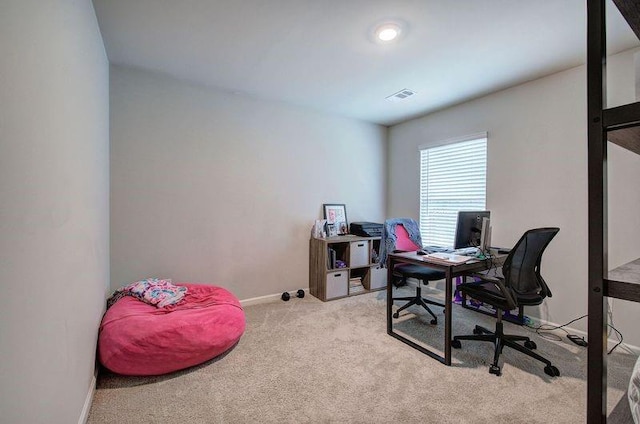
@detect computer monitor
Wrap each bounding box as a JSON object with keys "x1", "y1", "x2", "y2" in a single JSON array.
[{"x1": 454, "y1": 211, "x2": 491, "y2": 249}]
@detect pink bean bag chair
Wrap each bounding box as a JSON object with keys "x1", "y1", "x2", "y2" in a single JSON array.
[{"x1": 98, "y1": 283, "x2": 245, "y2": 376}]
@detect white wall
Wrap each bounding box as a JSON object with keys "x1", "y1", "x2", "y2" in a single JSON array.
[
  {"x1": 110, "y1": 66, "x2": 386, "y2": 300},
  {"x1": 0, "y1": 1, "x2": 109, "y2": 423},
  {"x1": 388, "y1": 48, "x2": 640, "y2": 348}
]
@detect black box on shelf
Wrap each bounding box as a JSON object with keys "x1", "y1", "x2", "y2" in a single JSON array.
[{"x1": 350, "y1": 222, "x2": 383, "y2": 237}]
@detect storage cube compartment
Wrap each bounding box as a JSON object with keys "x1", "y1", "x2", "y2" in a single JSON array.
[
  {"x1": 325, "y1": 271, "x2": 348, "y2": 299},
  {"x1": 348, "y1": 268, "x2": 369, "y2": 295},
  {"x1": 327, "y1": 243, "x2": 348, "y2": 270},
  {"x1": 371, "y1": 239, "x2": 382, "y2": 265},
  {"x1": 349, "y1": 240, "x2": 370, "y2": 268},
  {"x1": 368, "y1": 267, "x2": 387, "y2": 290}
]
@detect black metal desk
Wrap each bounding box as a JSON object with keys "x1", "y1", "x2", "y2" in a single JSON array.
[{"x1": 386, "y1": 251, "x2": 505, "y2": 365}]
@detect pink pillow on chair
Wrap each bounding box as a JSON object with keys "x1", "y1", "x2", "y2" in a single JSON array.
[
  {"x1": 98, "y1": 283, "x2": 245, "y2": 376},
  {"x1": 394, "y1": 224, "x2": 421, "y2": 251}
]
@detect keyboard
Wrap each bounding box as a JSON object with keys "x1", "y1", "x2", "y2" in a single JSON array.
[
  {"x1": 423, "y1": 246, "x2": 479, "y2": 256},
  {"x1": 422, "y1": 245, "x2": 453, "y2": 253},
  {"x1": 452, "y1": 247, "x2": 480, "y2": 256}
]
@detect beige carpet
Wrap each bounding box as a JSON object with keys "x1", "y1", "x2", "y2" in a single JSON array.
[{"x1": 88, "y1": 289, "x2": 637, "y2": 423}]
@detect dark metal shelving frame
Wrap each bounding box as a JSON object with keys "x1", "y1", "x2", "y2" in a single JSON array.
[{"x1": 587, "y1": 0, "x2": 640, "y2": 422}]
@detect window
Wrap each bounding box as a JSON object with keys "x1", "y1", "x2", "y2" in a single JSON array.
[{"x1": 419, "y1": 134, "x2": 487, "y2": 247}]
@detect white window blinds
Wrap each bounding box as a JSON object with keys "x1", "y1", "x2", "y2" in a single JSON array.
[{"x1": 419, "y1": 136, "x2": 487, "y2": 247}]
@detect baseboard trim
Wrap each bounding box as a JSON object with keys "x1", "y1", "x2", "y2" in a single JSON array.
[
  {"x1": 78, "y1": 369, "x2": 97, "y2": 424},
  {"x1": 240, "y1": 288, "x2": 309, "y2": 307}
]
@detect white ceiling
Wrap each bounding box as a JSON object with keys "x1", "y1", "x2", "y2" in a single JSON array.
[{"x1": 93, "y1": 0, "x2": 639, "y2": 126}]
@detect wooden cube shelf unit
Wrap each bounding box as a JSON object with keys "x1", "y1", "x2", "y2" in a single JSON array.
[{"x1": 309, "y1": 235, "x2": 386, "y2": 301}]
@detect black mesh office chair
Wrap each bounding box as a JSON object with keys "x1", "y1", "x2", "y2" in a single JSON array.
[
  {"x1": 383, "y1": 218, "x2": 445, "y2": 325},
  {"x1": 451, "y1": 227, "x2": 560, "y2": 377}
]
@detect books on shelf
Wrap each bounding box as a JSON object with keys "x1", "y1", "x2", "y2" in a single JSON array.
[
  {"x1": 349, "y1": 276, "x2": 365, "y2": 293},
  {"x1": 327, "y1": 248, "x2": 336, "y2": 269},
  {"x1": 327, "y1": 248, "x2": 347, "y2": 269}
]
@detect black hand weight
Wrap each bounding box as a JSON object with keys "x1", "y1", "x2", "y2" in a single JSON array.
[{"x1": 281, "y1": 289, "x2": 305, "y2": 301}]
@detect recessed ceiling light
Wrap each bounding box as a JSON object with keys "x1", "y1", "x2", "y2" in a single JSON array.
[
  {"x1": 371, "y1": 19, "x2": 406, "y2": 44},
  {"x1": 375, "y1": 23, "x2": 402, "y2": 42}
]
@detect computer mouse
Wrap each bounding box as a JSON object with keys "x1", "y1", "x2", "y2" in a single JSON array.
[{"x1": 416, "y1": 250, "x2": 427, "y2": 256}]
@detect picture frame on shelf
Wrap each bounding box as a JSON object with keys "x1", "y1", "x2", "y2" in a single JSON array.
[{"x1": 323, "y1": 203, "x2": 348, "y2": 235}]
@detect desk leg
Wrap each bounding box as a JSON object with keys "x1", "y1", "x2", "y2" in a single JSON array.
[
  {"x1": 386, "y1": 257, "x2": 393, "y2": 335},
  {"x1": 444, "y1": 268, "x2": 453, "y2": 366},
  {"x1": 386, "y1": 255, "x2": 452, "y2": 365}
]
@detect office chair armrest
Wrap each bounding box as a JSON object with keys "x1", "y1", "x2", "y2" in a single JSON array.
[
  {"x1": 539, "y1": 275, "x2": 553, "y2": 298},
  {"x1": 468, "y1": 273, "x2": 501, "y2": 284},
  {"x1": 494, "y1": 278, "x2": 518, "y2": 311},
  {"x1": 468, "y1": 273, "x2": 518, "y2": 311}
]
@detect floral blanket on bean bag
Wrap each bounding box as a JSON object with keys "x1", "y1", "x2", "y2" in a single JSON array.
[{"x1": 107, "y1": 278, "x2": 187, "y2": 309}]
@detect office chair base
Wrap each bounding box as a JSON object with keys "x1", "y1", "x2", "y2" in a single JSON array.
[
  {"x1": 392, "y1": 307, "x2": 438, "y2": 325},
  {"x1": 452, "y1": 323, "x2": 560, "y2": 377},
  {"x1": 544, "y1": 365, "x2": 560, "y2": 377},
  {"x1": 489, "y1": 365, "x2": 501, "y2": 376},
  {"x1": 392, "y1": 285, "x2": 443, "y2": 325}
]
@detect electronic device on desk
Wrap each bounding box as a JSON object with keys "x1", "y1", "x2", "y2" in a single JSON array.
[
  {"x1": 349, "y1": 222, "x2": 383, "y2": 237},
  {"x1": 454, "y1": 211, "x2": 491, "y2": 253},
  {"x1": 423, "y1": 252, "x2": 473, "y2": 264},
  {"x1": 422, "y1": 245, "x2": 452, "y2": 254},
  {"x1": 479, "y1": 216, "x2": 491, "y2": 252},
  {"x1": 453, "y1": 247, "x2": 480, "y2": 256}
]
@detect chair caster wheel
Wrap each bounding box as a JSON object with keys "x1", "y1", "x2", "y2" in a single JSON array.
[
  {"x1": 430, "y1": 319, "x2": 437, "y2": 325},
  {"x1": 393, "y1": 312, "x2": 399, "y2": 319},
  {"x1": 473, "y1": 327, "x2": 482, "y2": 335},
  {"x1": 489, "y1": 365, "x2": 501, "y2": 376},
  {"x1": 524, "y1": 340, "x2": 537, "y2": 350},
  {"x1": 544, "y1": 365, "x2": 560, "y2": 377},
  {"x1": 451, "y1": 339, "x2": 461, "y2": 349}
]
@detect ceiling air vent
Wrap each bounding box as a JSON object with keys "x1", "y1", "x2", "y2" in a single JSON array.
[{"x1": 386, "y1": 88, "x2": 416, "y2": 102}]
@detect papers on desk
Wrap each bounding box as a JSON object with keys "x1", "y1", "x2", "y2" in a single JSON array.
[{"x1": 422, "y1": 252, "x2": 473, "y2": 264}]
